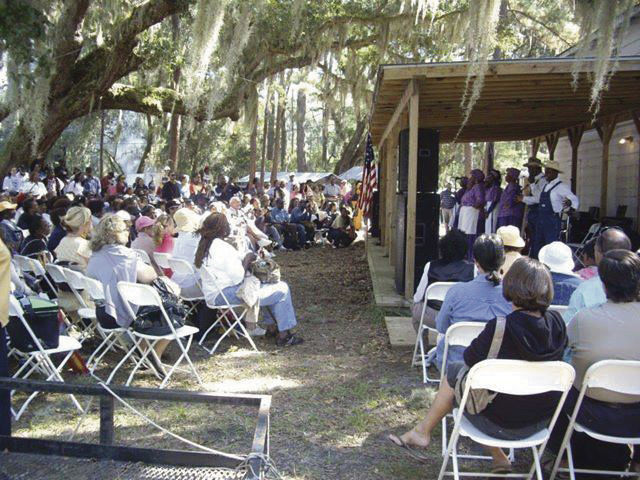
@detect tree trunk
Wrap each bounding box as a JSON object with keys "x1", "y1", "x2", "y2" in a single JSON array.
[
  {"x1": 280, "y1": 102, "x2": 287, "y2": 171},
  {"x1": 271, "y1": 93, "x2": 284, "y2": 182},
  {"x1": 249, "y1": 118, "x2": 258, "y2": 184},
  {"x1": 267, "y1": 96, "x2": 276, "y2": 182},
  {"x1": 333, "y1": 119, "x2": 366, "y2": 174},
  {"x1": 296, "y1": 89, "x2": 307, "y2": 171},
  {"x1": 137, "y1": 113, "x2": 154, "y2": 173},
  {"x1": 168, "y1": 15, "x2": 181, "y2": 172},
  {"x1": 260, "y1": 86, "x2": 270, "y2": 186},
  {"x1": 321, "y1": 102, "x2": 329, "y2": 169},
  {"x1": 464, "y1": 142, "x2": 473, "y2": 176}
]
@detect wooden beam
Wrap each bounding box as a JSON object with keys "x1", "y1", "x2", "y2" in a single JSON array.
[
  {"x1": 595, "y1": 115, "x2": 618, "y2": 217},
  {"x1": 545, "y1": 131, "x2": 560, "y2": 160},
  {"x1": 378, "y1": 142, "x2": 387, "y2": 246},
  {"x1": 387, "y1": 122, "x2": 400, "y2": 264},
  {"x1": 567, "y1": 125, "x2": 585, "y2": 192},
  {"x1": 531, "y1": 137, "x2": 541, "y2": 157},
  {"x1": 377, "y1": 79, "x2": 418, "y2": 150},
  {"x1": 405, "y1": 79, "x2": 419, "y2": 299}
]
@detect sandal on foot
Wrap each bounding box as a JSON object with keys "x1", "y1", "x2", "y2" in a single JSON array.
[
  {"x1": 387, "y1": 434, "x2": 430, "y2": 464},
  {"x1": 276, "y1": 333, "x2": 304, "y2": 347}
]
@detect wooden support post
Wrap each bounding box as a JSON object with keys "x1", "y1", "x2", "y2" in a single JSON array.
[
  {"x1": 632, "y1": 111, "x2": 640, "y2": 233},
  {"x1": 595, "y1": 116, "x2": 618, "y2": 218},
  {"x1": 405, "y1": 79, "x2": 419, "y2": 300},
  {"x1": 387, "y1": 123, "x2": 399, "y2": 264},
  {"x1": 545, "y1": 131, "x2": 560, "y2": 160},
  {"x1": 567, "y1": 125, "x2": 585, "y2": 193},
  {"x1": 99, "y1": 395, "x2": 115, "y2": 445},
  {"x1": 378, "y1": 143, "x2": 387, "y2": 246},
  {"x1": 531, "y1": 137, "x2": 541, "y2": 158}
]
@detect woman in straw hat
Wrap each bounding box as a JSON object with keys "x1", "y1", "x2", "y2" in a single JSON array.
[
  {"x1": 55, "y1": 206, "x2": 93, "y2": 271},
  {"x1": 530, "y1": 161, "x2": 579, "y2": 259}
]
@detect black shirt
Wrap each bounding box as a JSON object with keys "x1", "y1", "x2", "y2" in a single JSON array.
[
  {"x1": 20, "y1": 235, "x2": 48, "y2": 257},
  {"x1": 463, "y1": 310, "x2": 567, "y2": 428}
]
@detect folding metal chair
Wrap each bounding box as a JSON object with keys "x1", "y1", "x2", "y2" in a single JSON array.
[
  {"x1": 60, "y1": 267, "x2": 98, "y2": 342},
  {"x1": 153, "y1": 251, "x2": 172, "y2": 270},
  {"x1": 567, "y1": 222, "x2": 602, "y2": 268},
  {"x1": 167, "y1": 257, "x2": 204, "y2": 317},
  {"x1": 411, "y1": 281, "x2": 457, "y2": 384},
  {"x1": 550, "y1": 360, "x2": 640, "y2": 480},
  {"x1": 438, "y1": 359, "x2": 575, "y2": 480},
  {"x1": 14, "y1": 255, "x2": 57, "y2": 295},
  {"x1": 198, "y1": 272, "x2": 258, "y2": 355},
  {"x1": 109, "y1": 282, "x2": 202, "y2": 388},
  {"x1": 548, "y1": 304, "x2": 569, "y2": 315},
  {"x1": 132, "y1": 248, "x2": 153, "y2": 266},
  {"x1": 7, "y1": 295, "x2": 84, "y2": 420},
  {"x1": 439, "y1": 322, "x2": 490, "y2": 459}
]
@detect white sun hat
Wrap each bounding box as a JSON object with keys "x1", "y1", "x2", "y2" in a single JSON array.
[{"x1": 538, "y1": 241, "x2": 575, "y2": 275}]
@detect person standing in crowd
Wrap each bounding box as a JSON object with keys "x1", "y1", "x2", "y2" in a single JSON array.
[
  {"x1": 202, "y1": 165, "x2": 212, "y2": 184},
  {"x1": 484, "y1": 169, "x2": 502, "y2": 235},
  {"x1": 101, "y1": 171, "x2": 114, "y2": 192},
  {"x1": 440, "y1": 183, "x2": 456, "y2": 233},
  {"x1": 82, "y1": 167, "x2": 101, "y2": 197},
  {"x1": 530, "y1": 161, "x2": 578, "y2": 259},
  {"x1": 496, "y1": 167, "x2": 524, "y2": 229},
  {"x1": 564, "y1": 228, "x2": 631, "y2": 323},
  {"x1": 520, "y1": 157, "x2": 547, "y2": 252},
  {"x1": 44, "y1": 168, "x2": 64, "y2": 197},
  {"x1": 3, "y1": 167, "x2": 24, "y2": 194},
  {"x1": 451, "y1": 176, "x2": 468, "y2": 230},
  {"x1": 161, "y1": 172, "x2": 181, "y2": 201},
  {"x1": 324, "y1": 176, "x2": 341, "y2": 201},
  {"x1": 458, "y1": 169, "x2": 485, "y2": 258},
  {"x1": 0, "y1": 238, "x2": 11, "y2": 448},
  {"x1": 538, "y1": 241, "x2": 582, "y2": 306}
]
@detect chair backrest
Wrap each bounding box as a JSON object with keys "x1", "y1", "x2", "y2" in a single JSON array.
[
  {"x1": 548, "y1": 305, "x2": 568, "y2": 314},
  {"x1": 116, "y1": 281, "x2": 180, "y2": 337},
  {"x1": 424, "y1": 281, "x2": 457, "y2": 302},
  {"x1": 441, "y1": 322, "x2": 486, "y2": 380},
  {"x1": 153, "y1": 252, "x2": 172, "y2": 269},
  {"x1": 61, "y1": 267, "x2": 89, "y2": 308},
  {"x1": 14, "y1": 255, "x2": 37, "y2": 275},
  {"x1": 168, "y1": 257, "x2": 196, "y2": 277},
  {"x1": 44, "y1": 263, "x2": 68, "y2": 285},
  {"x1": 582, "y1": 360, "x2": 640, "y2": 396},
  {"x1": 84, "y1": 276, "x2": 105, "y2": 303},
  {"x1": 133, "y1": 249, "x2": 152, "y2": 265},
  {"x1": 466, "y1": 359, "x2": 575, "y2": 395}
]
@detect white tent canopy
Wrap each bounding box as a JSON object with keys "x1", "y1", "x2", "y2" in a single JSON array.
[
  {"x1": 238, "y1": 171, "x2": 332, "y2": 184},
  {"x1": 338, "y1": 166, "x2": 363, "y2": 182}
]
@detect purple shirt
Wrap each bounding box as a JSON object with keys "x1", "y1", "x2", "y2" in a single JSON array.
[
  {"x1": 498, "y1": 182, "x2": 524, "y2": 218},
  {"x1": 485, "y1": 185, "x2": 501, "y2": 204},
  {"x1": 461, "y1": 184, "x2": 485, "y2": 207}
]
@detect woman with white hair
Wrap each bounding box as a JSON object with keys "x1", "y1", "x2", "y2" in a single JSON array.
[{"x1": 55, "y1": 206, "x2": 93, "y2": 271}]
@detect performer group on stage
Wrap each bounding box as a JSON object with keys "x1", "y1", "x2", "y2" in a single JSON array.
[{"x1": 443, "y1": 157, "x2": 579, "y2": 259}]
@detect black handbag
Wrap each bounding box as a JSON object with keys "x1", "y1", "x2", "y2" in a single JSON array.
[
  {"x1": 7, "y1": 296, "x2": 60, "y2": 351},
  {"x1": 132, "y1": 279, "x2": 186, "y2": 336}
]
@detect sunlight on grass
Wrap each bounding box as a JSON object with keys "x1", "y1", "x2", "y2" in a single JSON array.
[{"x1": 204, "y1": 376, "x2": 300, "y2": 393}]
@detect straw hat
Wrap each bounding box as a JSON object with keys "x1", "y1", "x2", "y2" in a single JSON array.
[
  {"x1": 173, "y1": 208, "x2": 201, "y2": 233},
  {"x1": 544, "y1": 161, "x2": 563, "y2": 173},
  {"x1": 62, "y1": 206, "x2": 91, "y2": 230},
  {"x1": 539, "y1": 241, "x2": 575, "y2": 274},
  {"x1": 0, "y1": 201, "x2": 17, "y2": 213},
  {"x1": 496, "y1": 225, "x2": 525, "y2": 248}
]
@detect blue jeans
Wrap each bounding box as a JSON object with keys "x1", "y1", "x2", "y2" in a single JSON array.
[{"x1": 219, "y1": 281, "x2": 297, "y2": 332}]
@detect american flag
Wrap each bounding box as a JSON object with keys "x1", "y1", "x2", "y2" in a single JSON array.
[{"x1": 357, "y1": 132, "x2": 377, "y2": 218}]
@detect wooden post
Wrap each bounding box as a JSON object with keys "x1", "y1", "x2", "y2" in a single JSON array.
[
  {"x1": 405, "y1": 79, "x2": 419, "y2": 300},
  {"x1": 99, "y1": 395, "x2": 114, "y2": 445},
  {"x1": 531, "y1": 137, "x2": 541, "y2": 158},
  {"x1": 632, "y1": 111, "x2": 640, "y2": 233},
  {"x1": 387, "y1": 123, "x2": 399, "y2": 264},
  {"x1": 595, "y1": 116, "x2": 618, "y2": 218},
  {"x1": 545, "y1": 131, "x2": 560, "y2": 160},
  {"x1": 378, "y1": 142, "x2": 387, "y2": 246},
  {"x1": 567, "y1": 125, "x2": 585, "y2": 193}
]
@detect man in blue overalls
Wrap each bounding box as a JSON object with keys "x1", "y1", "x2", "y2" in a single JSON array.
[
  {"x1": 520, "y1": 157, "x2": 546, "y2": 255},
  {"x1": 531, "y1": 161, "x2": 579, "y2": 258}
]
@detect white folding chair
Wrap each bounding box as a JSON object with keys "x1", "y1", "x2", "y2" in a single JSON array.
[
  {"x1": 198, "y1": 272, "x2": 258, "y2": 355},
  {"x1": 108, "y1": 282, "x2": 202, "y2": 388},
  {"x1": 438, "y1": 360, "x2": 575, "y2": 480},
  {"x1": 439, "y1": 322, "x2": 489, "y2": 459},
  {"x1": 412, "y1": 282, "x2": 457, "y2": 384},
  {"x1": 61, "y1": 267, "x2": 98, "y2": 342},
  {"x1": 153, "y1": 251, "x2": 172, "y2": 270},
  {"x1": 7, "y1": 295, "x2": 84, "y2": 420},
  {"x1": 548, "y1": 305, "x2": 568, "y2": 315},
  {"x1": 132, "y1": 248, "x2": 153, "y2": 266},
  {"x1": 167, "y1": 257, "x2": 204, "y2": 316},
  {"x1": 14, "y1": 255, "x2": 57, "y2": 295},
  {"x1": 550, "y1": 360, "x2": 640, "y2": 480}
]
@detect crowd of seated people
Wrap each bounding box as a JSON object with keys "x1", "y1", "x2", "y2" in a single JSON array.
[{"x1": 403, "y1": 225, "x2": 640, "y2": 474}]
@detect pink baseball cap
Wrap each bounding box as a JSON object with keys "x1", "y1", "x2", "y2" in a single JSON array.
[{"x1": 135, "y1": 216, "x2": 155, "y2": 232}]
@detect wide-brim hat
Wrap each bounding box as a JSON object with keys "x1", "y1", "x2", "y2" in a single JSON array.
[
  {"x1": 544, "y1": 161, "x2": 563, "y2": 173},
  {"x1": 539, "y1": 241, "x2": 575, "y2": 274},
  {"x1": 173, "y1": 208, "x2": 200, "y2": 233},
  {"x1": 0, "y1": 201, "x2": 17, "y2": 213},
  {"x1": 523, "y1": 157, "x2": 543, "y2": 168},
  {"x1": 496, "y1": 225, "x2": 525, "y2": 248}
]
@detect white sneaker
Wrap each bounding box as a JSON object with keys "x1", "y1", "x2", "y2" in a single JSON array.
[{"x1": 248, "y1": 327, "x2": 267, "y2": 337}]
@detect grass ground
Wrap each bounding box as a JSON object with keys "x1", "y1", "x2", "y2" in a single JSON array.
[{"x1": 3, "y1": 241, "x2": 522, "y2": 479}]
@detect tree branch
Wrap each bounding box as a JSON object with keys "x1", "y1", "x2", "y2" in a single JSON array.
[{"x1": 507, "y1": 8, "x2": 572, "y2": 46}]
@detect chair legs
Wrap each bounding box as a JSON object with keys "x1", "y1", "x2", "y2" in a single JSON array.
[{"x1": 200, "y1": 307, "x2": 258, "y2": 355}]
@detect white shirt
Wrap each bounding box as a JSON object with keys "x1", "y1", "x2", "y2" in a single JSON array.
[
  {"x1": 285, "y1": 181, "x2": 297, "y2": 193},
  {"x1": 3, "y1": 175, "x2": 23, "y2": 192},
  {"x1": 540, "y1": 178, "x2": 579, "y2": 213},
  {"x1": 198, "y1": 238, "x2": 245, "y2": 305},
  {"x1": 64, "y1": 181, "x2": 84, "y2": 196},
  {"x1": 522, "y1": 173, "x2": 548, "y2": 206},
  {"x1": 172, "y1": 232, "x2": 201, "y2": 290},
  {"x1": 20, "y1": 181, "x2": 47, "y2": 199},
  {"x1": 325, "y1": 183, "x2": 341, "y2": 197}
]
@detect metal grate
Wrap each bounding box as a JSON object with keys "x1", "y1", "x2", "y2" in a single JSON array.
[{"x1": 1, "y1": 452, "x2": 244, "y2": 480}]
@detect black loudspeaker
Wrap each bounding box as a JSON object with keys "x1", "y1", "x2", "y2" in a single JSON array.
[
  {"x1": 397, "y1": 128, "x2": 439, "y2": 193},
  {"x1": 395, "y1": 192, "x2": 440, "y2": 294}
]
